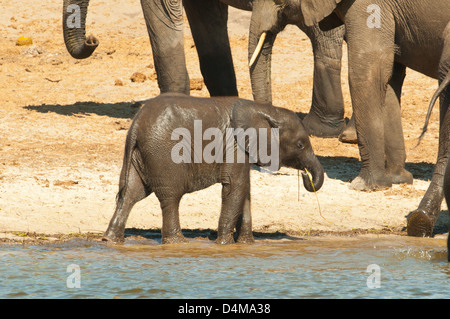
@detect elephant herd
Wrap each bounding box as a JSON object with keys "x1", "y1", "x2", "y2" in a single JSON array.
[{"x1": 62, "y1": 0, "x2": 450, "y2": 260}]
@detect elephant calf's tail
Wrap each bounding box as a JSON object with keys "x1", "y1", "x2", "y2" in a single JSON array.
[
  {"x1": 418, "y1": 72, "x2": 450, "y2": 145},
  {"x1": 116, "y1": 124, "x2": 139, "y2": 210}
]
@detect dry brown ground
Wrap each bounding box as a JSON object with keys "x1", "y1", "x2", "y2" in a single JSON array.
[{"x1": 0, "y1": 1, "x2": 447, "y2": 246}]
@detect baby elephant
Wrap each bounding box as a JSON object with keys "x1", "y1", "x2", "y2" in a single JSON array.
[{"x1": 103, "y1": 93, "x2": 324, "y2": 244}]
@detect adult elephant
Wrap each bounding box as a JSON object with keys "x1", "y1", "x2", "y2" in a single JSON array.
[
  {"x1": 294, "y1": 0, "x2": 449, "y2": 236},
  {"x1": 62, "y1": 0, "x2": 351, "y2": 139}
]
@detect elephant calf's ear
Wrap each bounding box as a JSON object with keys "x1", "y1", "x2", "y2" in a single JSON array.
[
  {"x1": 230, "y1": 100, "x2": 280, "y2": 155},
  {"x1": 231, "y1": 101, "x2": 280, "y2": 132},
  {"x1": 301, "y1": 0, "x2": 342, "y2": 26}
]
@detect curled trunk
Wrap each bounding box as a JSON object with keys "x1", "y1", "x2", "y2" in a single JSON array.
[
  {"x1": 62, "y1": 0, "x2": 98, "y2": 59},
  {"x1": 301, "y1": 155, "x2": 324, "y2": 192}
]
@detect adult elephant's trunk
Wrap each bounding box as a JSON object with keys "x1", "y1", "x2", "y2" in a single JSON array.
[
  {"x1": 62, "y1": 0, "x2": 99, "y2": 59},
  {"x1": 248, "y1": 0, "x2": 282, "y2": 103},
  {"x1": 301, "y1": 154, "x2": 324, "y2": 192}
]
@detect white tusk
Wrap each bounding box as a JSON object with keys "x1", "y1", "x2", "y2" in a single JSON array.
[{"x1": 249, "y1": 32, "x2": 267, "y2": 68}]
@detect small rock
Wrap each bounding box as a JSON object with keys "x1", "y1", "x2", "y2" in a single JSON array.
[
  {"x1": 53, "y1": 180, "x2": 79, "y2": 188},
  {"x1": 16, "y1": 36, "x2": 32, "y2": 46},
  {"x1": 49, "y1": 58, "x2": 63, "y2": 66},
  {"x1": 21, "y1": 45, "x2": 44, "y2": 57},
  {"x1": 130, "y1": 72, "x2": 146, "y2": 83},
  {"x1": 114, "y1": 120, "x2": 128, "y2": 131},
  {"x1": 114, "y1": 79, "x2": 124, "y2": 86}
]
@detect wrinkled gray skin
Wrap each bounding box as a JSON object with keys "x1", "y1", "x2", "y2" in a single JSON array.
[
  {"x1": 62, "y1": 0, "x2": 351, "y2": 139},
  {"x1": 298, "y1": 0, "x2": 450, "y2": 237},
  {"x1": 102, "y1": 93, "x2": 324, "y2": 244},
  {"x1": 443, "y1": 157, "x2": 450, "y2": 262},
  {"x1": 248, "y1": 0, "x2": 354, "y2": 140},
  {"x1": 412, "y1": 25, "x2": 450, "y2": 238}
]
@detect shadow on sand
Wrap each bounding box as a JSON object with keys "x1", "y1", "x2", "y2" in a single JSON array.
[
  {"x1": 24, "y1": 100, "x2": 146, "y2": 119},
  {"x1": 317, "y1": 156, "x2": 435, "y2": 183}
]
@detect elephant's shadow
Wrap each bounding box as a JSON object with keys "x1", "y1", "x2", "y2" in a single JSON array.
[
  {"x1": 24, "y1": 100, "x2": 146, "y2": 119},
  {"x1": 294, "y1": 111, "x2": 436, "y2": 183},
  {"x1": 317, "y1": 156, "x2": 435, "y2": 183},
  {"x1": 122, "y1": 228, "x2": 302, "y2": 244}
]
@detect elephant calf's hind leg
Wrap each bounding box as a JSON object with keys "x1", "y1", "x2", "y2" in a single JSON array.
[{"x1": 103, "y1": 164, "x2": 151, "y2": 243}]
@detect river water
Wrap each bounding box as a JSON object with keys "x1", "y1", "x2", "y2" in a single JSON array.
[{"x1": 0, "y1": 235, "x2": 449, "y2": 299}]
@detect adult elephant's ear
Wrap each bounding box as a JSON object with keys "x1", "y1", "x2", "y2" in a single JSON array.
[
  {"x1": 230, "y1": 100, "x2": 281, "y2": 168},
  {"x1": 301, "y1": 0, "x2": 342, "y2": 27}
]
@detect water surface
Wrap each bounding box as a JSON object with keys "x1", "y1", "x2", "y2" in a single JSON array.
[{"x1": 1, "y1": 235, "x2": 449, "y2": 299}]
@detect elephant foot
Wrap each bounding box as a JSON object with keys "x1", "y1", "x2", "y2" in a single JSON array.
[
  {"x1": 338, "y1": 117, "x2": 357, "y2": 144},
  {"x1": 302, "y1": 112, "x2": 345, "y2": 138},
  {"x1": 162, "y1": 232, "x2": 188, "y2": 244},
  {"x1": 447, "y1": 235, "x2": 450, "y2": 262},
  {"x1": 387, "y1": 168, "x2": 413, "y2": 185},
  {"x1": 101, "y1": 231, "x2": 125, "y2": 244},
  {"x1": 236, "y1": 234, "x2": 255, "y2": 244},
  {"x1": 406, "y1": 210, "x2": 434, "y2": 237},
  {"x1": 216, "y1": 233, "x2": 235, "y2": 245},
  {"x1": 349, "y1": 175, "x2": 392, "y2": 191}
]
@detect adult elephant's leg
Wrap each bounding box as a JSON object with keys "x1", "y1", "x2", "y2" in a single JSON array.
[
  {"x1": 339, "y1": 115, "x2": 356, "y2": 143},
  {"x1": 408, "y1": 40, "x2": 450, "y2": 237},
  {"x1": 384, "y1": 63, "x2": 413, "y2": 185},
  {"x1": 300, "y1": 23, "x2": 346, "y2": 138},
  {"x1": 407, "y1": 102, "x2": 450, "y2": 237},
  {"x1": 446, "y1": 158, "x2": 450, "y2": 261},
  {"x1": 141, "y1": 0, "x2": 190, "y2": 94},
  {"x1": 346, "y1": 14, "x2": 396, "y2": 191},
  {"x1": 184, "y1": 0, "x2": 238, "y2": 96}
]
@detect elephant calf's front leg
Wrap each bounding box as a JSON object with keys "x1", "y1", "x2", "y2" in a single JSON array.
[
  {"x1": 217, "y1": 169, "x2": 251, "y2": 244},
  {"x1": 235, "y1": 191, "x2": 254, "y2": 244}
]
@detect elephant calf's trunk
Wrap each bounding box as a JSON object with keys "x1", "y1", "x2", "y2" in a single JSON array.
[{"x1": 301, "y1": 164, "x2": 324, "y2": 193}]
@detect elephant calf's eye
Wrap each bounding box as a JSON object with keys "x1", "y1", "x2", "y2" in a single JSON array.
[{"x1": 297, "y1": 142, "x2": 305, "y2": 150}]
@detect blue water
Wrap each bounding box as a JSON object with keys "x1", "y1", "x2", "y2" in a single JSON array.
[{"x1": 0, "y1": 236, "x2": 449, "y2": 299}]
